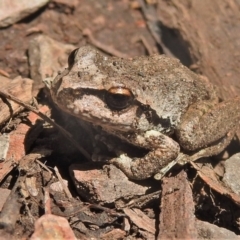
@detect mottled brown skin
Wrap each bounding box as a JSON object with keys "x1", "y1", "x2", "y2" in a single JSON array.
[{"x1": 50, "y1": 46, "x2": 240, "y2": 180}]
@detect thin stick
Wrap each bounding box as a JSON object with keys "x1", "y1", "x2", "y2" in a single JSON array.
[
  {"x1": 44, "y1": 187, "x2": 52, "y2": 214},
  {"x1": 54, "y1": 166, "x2": 72, "y2": 199},
  {"x1": 36, "y1": 160, "x2": 52, "y2": 174},
  {"x1": 0, "y1": 90, "x2": 91, "y2": 161}
]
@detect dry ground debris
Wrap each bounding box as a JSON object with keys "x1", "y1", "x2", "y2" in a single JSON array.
[{"x1": 0, "y1": 0, "x2": 240, "y2": 239}]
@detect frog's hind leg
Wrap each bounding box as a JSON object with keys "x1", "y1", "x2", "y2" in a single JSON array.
[
  {"x1": 154, "y1": 130, "x2": 235, "y2": 180},
  {"x1": 156, "y1": 112, "x2": 238, "y2": 180},
  {"x1": 176, "y1": 97, "x2": 240, "y2": 158},
  {"x1": 188, "y1": 130, "x2": 236, "y2": 162}
]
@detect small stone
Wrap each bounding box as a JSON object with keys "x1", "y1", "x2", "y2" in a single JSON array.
[
  {"x1": 0, "y1": 0, "x2": 50, "y2": 28},
  {"x1": 69, "y1": 163, "x2": 150, "y2": 204},
  {"x1": 196, "y1": 220, "x2": 240, "y2": 240},
  {"x1": 50, "y1": 180, "x2": 68, "y2": 193},
  {"x1": 222, "y1": 153, "x2": 240, "y2": 195}
]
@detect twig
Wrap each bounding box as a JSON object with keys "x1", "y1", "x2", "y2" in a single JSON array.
[
  {"x1": 22, "y1": 199, "x2": 36, "y2": 224},
  {"x1": 36, "y1": 159, "x2": 52, "y2": 174},
  {"x1": 54, "y1": 166, "x2": 72, "y2": 199},
  {"x1": 0, "y1": 68, "x2": 10, "y2": 78},
  {"x1": 89, "y1": 204, "x2": 125, "y2": 217},
  {"x1": 44, "y1": 187, "x2": 52, "y2": 214},
  {"x1": 124, "y1": 190, "x2": 161, "y2": 208},
  {"x1": 0, "y1": 90, "x2": 91, "y2": 161}
]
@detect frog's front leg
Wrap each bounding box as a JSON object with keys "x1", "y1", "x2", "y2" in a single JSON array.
[
  {"x1": 176, "y1": 97, "x2": 240, "y2": 158},
  {"x1": 110, "y1": 131, "x2": 180, "y2": 180}
]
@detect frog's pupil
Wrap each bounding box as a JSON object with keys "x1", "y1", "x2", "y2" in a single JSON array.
[{"x1": 106, "y1": 92, "x2": 133, "y2": 110}]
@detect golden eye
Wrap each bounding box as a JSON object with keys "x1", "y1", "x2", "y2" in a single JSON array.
[{"x1": 105, "y1": 87, "x2": 134, "y2": 110}]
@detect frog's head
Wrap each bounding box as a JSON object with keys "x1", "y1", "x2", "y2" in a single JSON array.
[{"x1": 51, "y1": 46, "x2": 166, "y2": 133}]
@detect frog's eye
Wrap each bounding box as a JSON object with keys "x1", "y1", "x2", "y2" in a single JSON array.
[
  {"x1": 105, "y1": 87, "x2": 134, "y2": 110},
  {"x1": 68, "y1": 48, "x2": 79, "y2": 69}
]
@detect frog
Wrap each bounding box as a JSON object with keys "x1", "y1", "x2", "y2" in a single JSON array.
[{"x1": 50, "y1": 46, "x2": 240, "y2": 180}]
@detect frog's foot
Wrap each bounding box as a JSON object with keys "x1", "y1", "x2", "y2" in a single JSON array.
[
  {"x1": 110, "y1": 147, "x2": 179, "y2": 180},
  {"x1": 188, "y1": 129, "x2": 236, "y2": 162},
  {"x1": 110, "y1": 154, "x2": 134, "y2": 178}
]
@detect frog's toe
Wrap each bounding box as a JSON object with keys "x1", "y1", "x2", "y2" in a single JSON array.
[
  {"x1": 110, "y1": 154, "x2": 153, "y2": 180},
  {"x1": 110, "y1": 154, "x2": 133, "y2": 174}
]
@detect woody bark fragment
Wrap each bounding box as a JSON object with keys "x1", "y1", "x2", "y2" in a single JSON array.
[
  {"x1": 0, "y1": 105, "x2": 49, "y2": 181},
  {"x1": 158, "y1": 170, "x2": 198, "y2": 239},
  {"x1": 0, "y1": 76, "x2": 33, "y2": 125}
]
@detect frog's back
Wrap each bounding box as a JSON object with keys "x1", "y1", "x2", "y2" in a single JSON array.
[
  {"x1": 98, "y1": 53, "x2": 216, "y2": 132},
  {"x1": 135, "y1": 54, "x2": 216, "y2": 124}
]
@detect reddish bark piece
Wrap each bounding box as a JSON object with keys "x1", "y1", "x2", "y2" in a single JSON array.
[
  {"x1": 69, "y1": 163, "x2": 150, "y2": 204},
  {"x1": 30, "y1": 214, "x2": 77, "y2": 240},
  {"x1": 0, "y1": 76, "x2": 33, "y2": 124},
  {"x1": 0, "y1": 123, "x2": 29, "y2": 182},
  {"x1": 123, "y1": 208, "x2": 155, "y2": 235},
  {"x1": 27, "y1": 105, "x2": 50, "y2": 124},
  {"x1": 158, "y1": 170, "x2": 198, "y2": 239},
  {"x1": 100, "y1": 228, "x2": 126, "y2": 240},
  {"x1": 0, "y1": 105, "x2": 49, "y2": 181}
]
